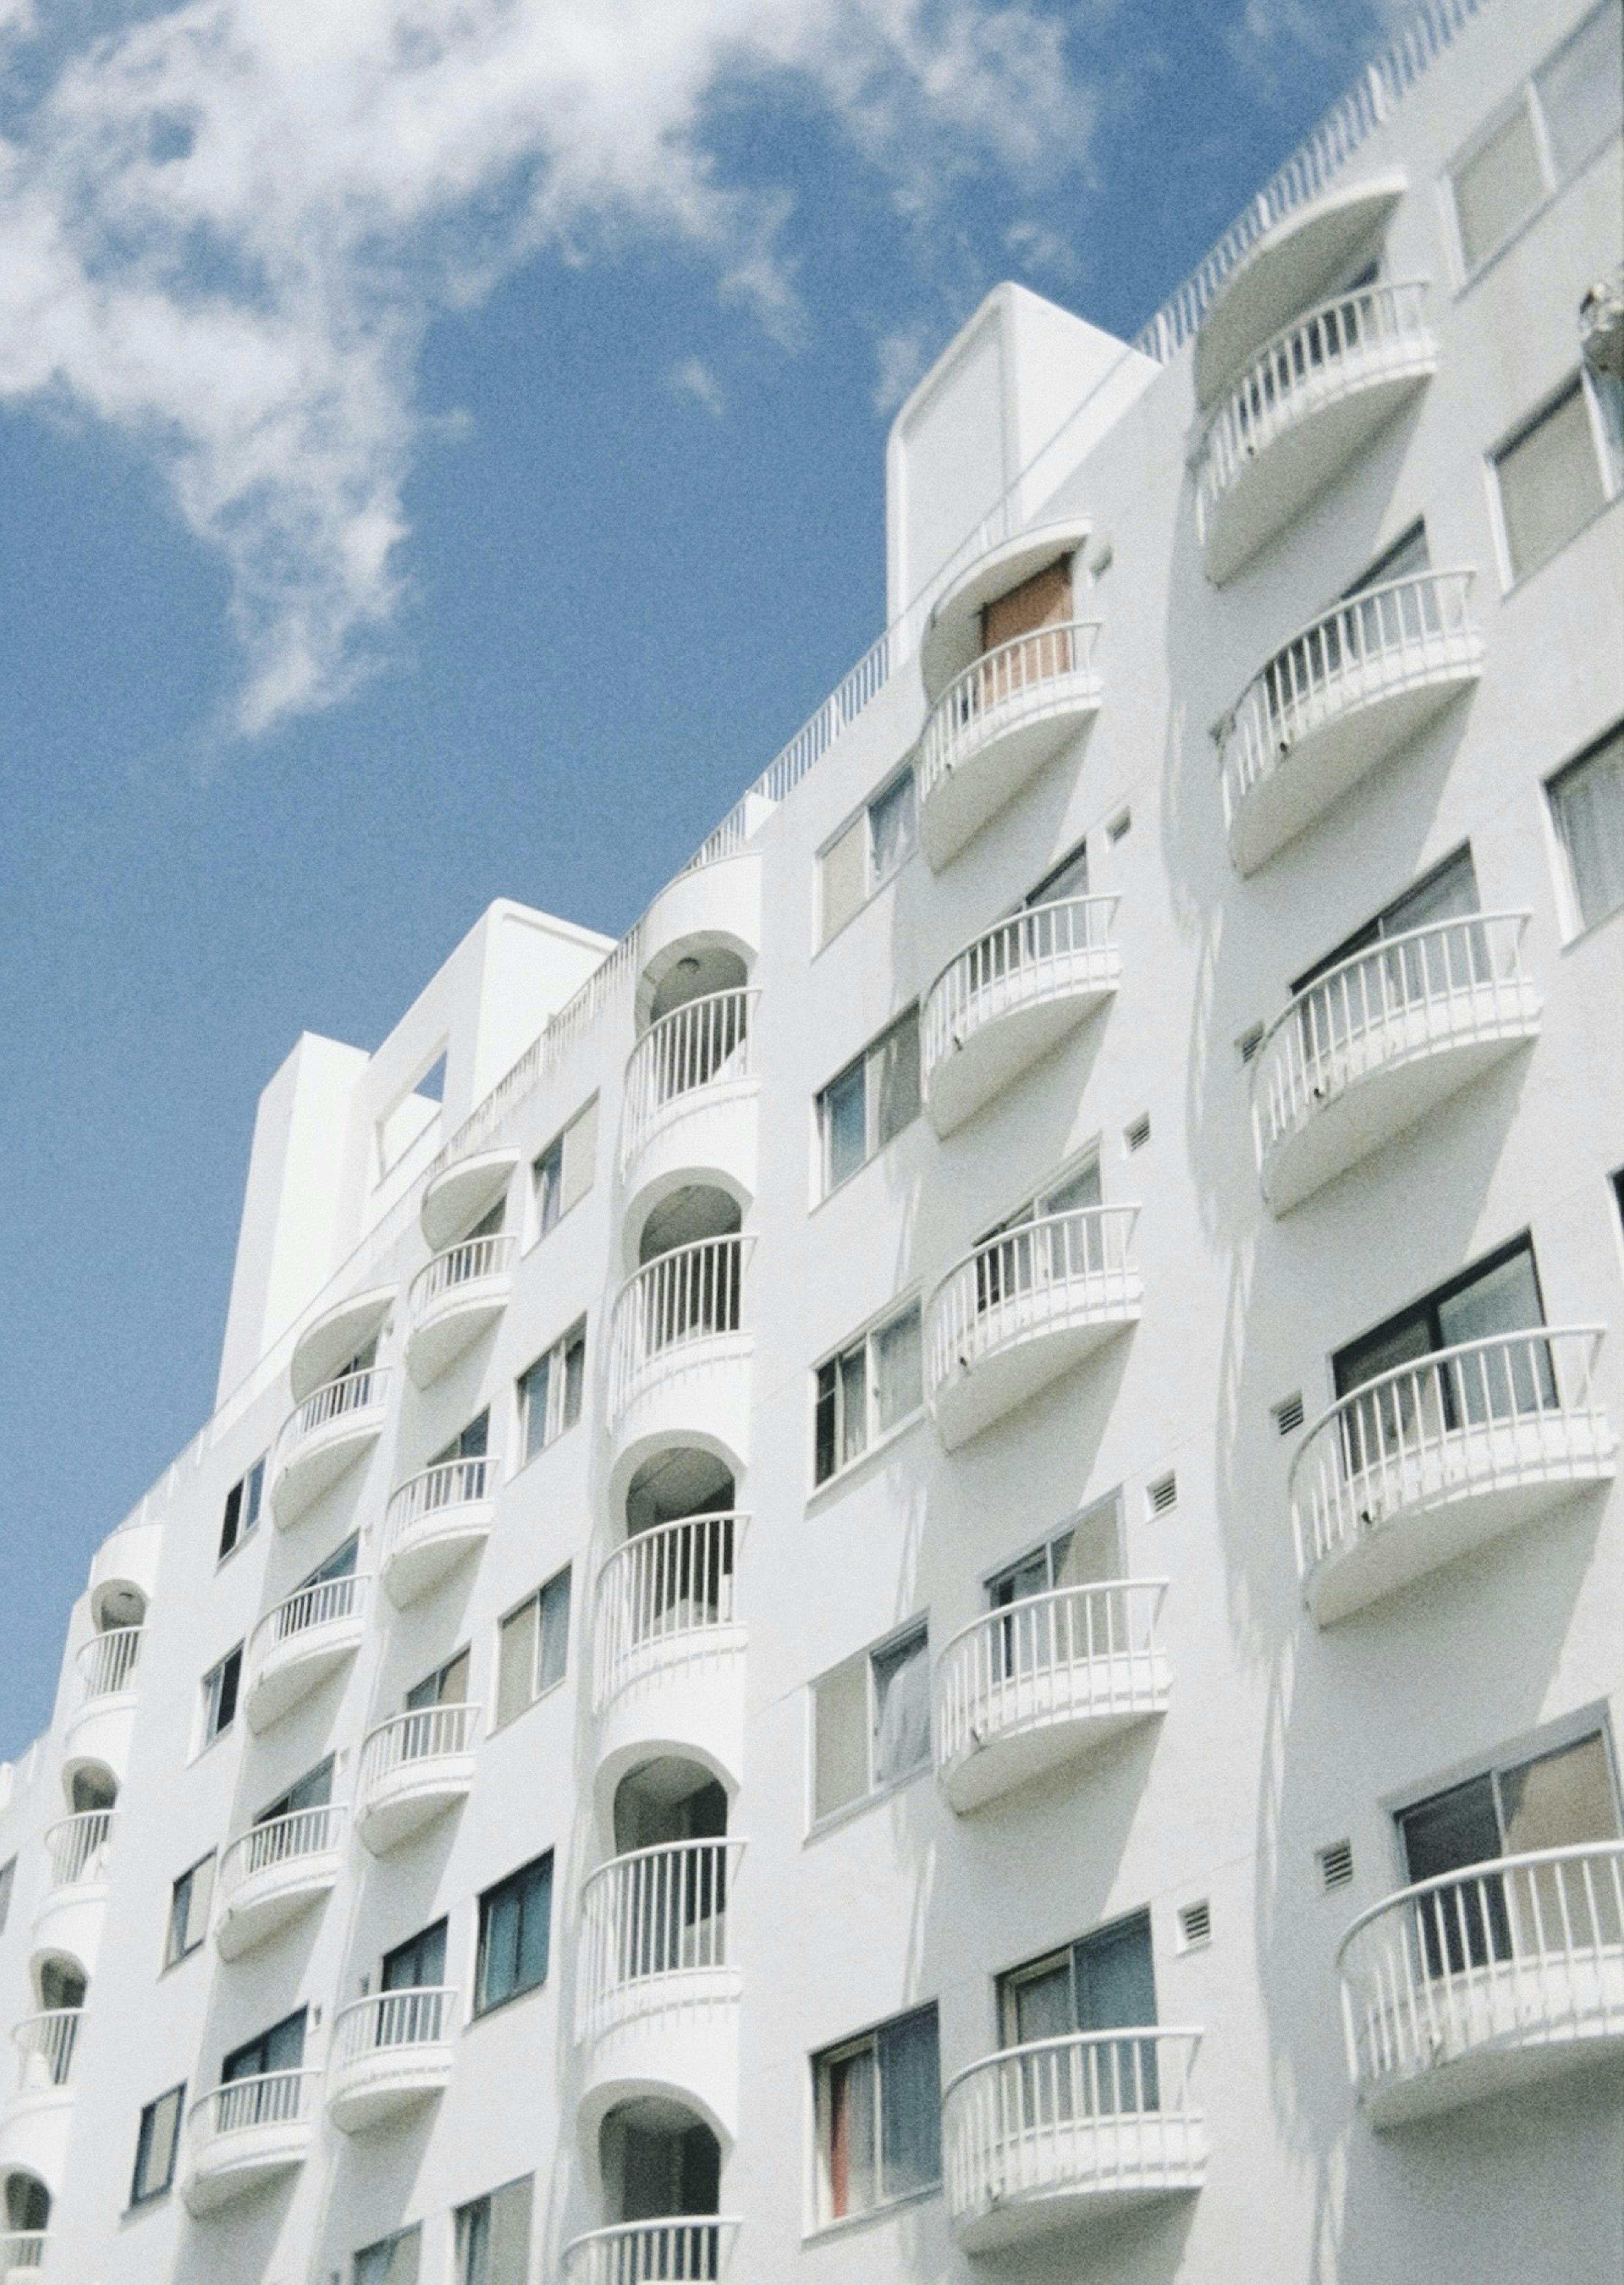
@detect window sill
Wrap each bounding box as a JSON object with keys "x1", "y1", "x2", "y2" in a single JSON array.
[
  {"x1": 811, "y1": 1120, "x2": 923, "y2": 1216},
  {"x1": 488, "y1": 1674, "x2": 568, "y2": 1735},
  {"x1": 507, "y1": 1419, "x2": 582, "y2": 1484},
  {"x1": 214, "y1": 1525, "x2": 260, "y2": 1572},
  {"x1": 1500, "y1": 489, "x2": 1621, "y2": 598},
  {"x1": 467, "y1": 1978, "x2": 547, "y2": 2028},
  {"x1": 805, "y1": 1761, "x2": 932, "y2": 1846},
  {"x1": 1558, "y1": 901, "x2": 1624, "y2": 954},
  {"x1": 803, "y1": 2181, "x2": 941, "y2": 2246},
  {"x1": 812, "y1": 855, "x2": 912, "y2": 962},
  {"x1": 807, "y1": 1409, "x2": 927, "y2": 1508}
]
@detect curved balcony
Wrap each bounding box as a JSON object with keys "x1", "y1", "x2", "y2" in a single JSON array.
[
  {"x1": 180, "y1": 2068, "x2": 317, "y2": 2216},
  {"x1": 1196, "y1": 282, "x2": 1437, "y2": 584},
  {"x1": 406, "y1": 1234, "x2": 517, "y2": 1388},
  {"x1": 1221, "y1": 571, "x2": 1484, "y2": 874},
  {"x1": 289, "y1": 1287, "x2": 394, "y2": 1405},
  {"x1": 918, "y1": 518, "x2": 1092, "y2": 698},
  {"x1": 420, "y1": 1146, "x2": 518, "y2": 1252},
  {"x1": 578, "y1": 1840, "x2": 743, "y2": 2138},
  {"x1": 328, "y1": 1987, "x2": 456, "y2": 2133},
  {"x1": 357, "y1": 1703, "x2": 479, "y2": 1856},
  {"x1": 560, "y1": 2220, "x2": 741, "y2": 2285},
  {"x1": 271, "y1": 1366, "x2": 392, "y2": 1527},
  {"x1": 0, "y1": 2013, "x2": 81, "y2": 2189},
  {"x1": 1291, "y1": 1329, "x2": 1615, "y2": 1626},
  {"x1": 215, "y1": 1806, "x2": 345, "y2": 1961},
  {"x1": 918, "y1": 620, "x2": 1103, "y2": 870},
  {"x1": 927, "y1": 1207, "x2": 1140, "y2": 1452},
  {"x1": 1339, "y1": 1844, "x2": 1624, "y2": 2126},
  {"x1": 1253, "y1": 913, "x2": 1540, "y2": 1214},
  {"x1": 934, "y1": 1581, "x2": 1171, "y2": 1813},
  {"x1": 0, "y1": 2235, "x2": 47, "y2": 2279},
  {"x1": 10, "y1": 2013, "x2": 80, "y2": 2096},
  {"x1": 593, "y1": 1516, "x2": 747, "y2": 1799},
  {"x1": 244, "y1": 1574, "x2": 368, "y2": 1732},
  {"x1": 382, "y1": 1456, "x2": 495, "y2": 1608},
  {"x1": 621, "y1": 990, "x2": 758, "y2": 1211},
  {"x1": 924, "y1": 897, "x2": 1120, "y2": 1136},
  {"x1": 607, "y1": 1239, "x2": 752, "y2": 1494},
  {"x1": 33, "y1": 1813, "x2": 112, "y2": 1975},
  {"x1": 944, "y1": 2027, "x2": 1205, "y2": 2251},
  {"x1": 63, "y1": 1627, "x2": 143, "y2": 1772}
]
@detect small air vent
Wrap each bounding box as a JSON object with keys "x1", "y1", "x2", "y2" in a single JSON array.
[
  {"x1": 1125, "y1": 1114, "x2": 1152, "y2": 1153},
  {"x1": 1148, "y1": 1472, "x2": 1178, "y2": 1517},
  {"x1": 1273, "y1": 1392, "x2": 1305, "y2": 1437},
  {"x1": 1178, "y1": 1900, "x2": 1212, "y2": 1950},
  {"x1": 1237, "y1": 1023, "x2": 1264, "y2": 1065},
  {"x1": 1318, "y1": 1840, "x2": 1355, "y2": 1893},
  {"x1": 1107, "y1": 808, "x2": 1132, "y2": 844}
]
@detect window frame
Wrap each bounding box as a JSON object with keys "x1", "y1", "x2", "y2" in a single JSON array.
[
  {"x1": 983, "y1": 1491, "x2": 1126, "y2": 1608},
  {"x1": 817, "y1": 765, "x2": 919, "y2": 947},
  {"x1": 198, "y1": 1642, "x2": 244, "y2": 1750},
  {"x1": 493, "y1": 1566, "x2": 573, "y2": 1729},
  {"x1": 815, "y1": 1006, "x2": 922, "y2": 1198},
  {"x1": 529, "y1": 1094, "x2": 598, "y2": 1247},
  {"x1": 1488, "y1": 370, "x2": 1622, "y2": 590},
  {"x1": 353, "y1": 2224, "x2": 423, "y2": 2285},
  {"x1": 165, "y1": 1850, "x2": 217, "y2": 1967},
  {"x1": 1383, "y1": 1705, "x2": 1621, "y2": 1886},
  {"x1": 453, "y1": 2175, "x2": 534, "y2": 2285},
  {"x1": 515, "y1": 1317, "x2": 587, "y2": 1467},
  {"x1": 130, "y1": 2082, "x2": 186, "y2": 2207},
  {"x1": 218, "y1": 1455, "x2": 266, "y2": 1562},
  {"x1": 474, "y1": 1852, "x2": 555, "y2": 2017},
  {"x1": 812, "y1": 1295, "x2": 924, "y2": 1489},
  {"x1": 1546, "y1": 719, "x2": 1624, "y2": 938},
  {"x1": 1330, "y1": 1231, "x2": 1546, "y2": 1401},
  {"x1": 0, "y1": 1855, "x2": 14, "y2": 1937},
  {"x1": 809, "y1": 1617, "x2": 933, "y2": 1831},
  {"x1": 810, "y1": 2000, "x2": 942, "y2": 2230}
]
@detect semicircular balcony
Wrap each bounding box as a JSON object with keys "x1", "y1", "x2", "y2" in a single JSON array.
[
  {"x1": 918, "y1": 620, "x2": 1103, "y2": 871},
  {"x1": 0, "y1": 2230, "x2": 48, "y2": 2279},
  {"x1": 0, "y1": 2013, "x2": 82, "y2": 2192},
  {"x1": 1252, "y1": 913, "x2": 1541, "y2": 1215},
  {"x1": 560, "y1": 2219, "x2": 741, "y2": 2285},
  {"x1": 288, "y1": 1288, "x2": 394, "y2": 1409},
  {"x1": 63, "y1": 1628, "x2": 143, "y2": 1773},
  {"x1": 918, "y1": 518, "x2": 1092, "y2": 699},
  {"x1": 621, "y1": 990, "x2": 759, "y2": 1212},
  {"x1": 420, "y1": 1147, "x2": 518, "y2": 1254},
  {"x1": 357, "y1": 1703, "x2": 479, "y2": 1856},
  {"x1": 927, "y1": 1207, "x2": 1140, "y2": 1453},
  {"x1": 924, "y1": 897, "x2": 1121, "y2": 1136},
  {"x1": 381, "y1": 1456, "x2": 495, "y2": 1609},
  {"x1": 215, "y1": 1806, "x2": 346, "y2": 1962},
  {"x1": 944, "y1": 2027, "x2": 1206, "y2": 2252},
  {"x1": 327, "y1": 1987, "x2": 456, "y2": 2134},
  {"x1": 1339, "y1": 1843, "x2": 1624, "y2": 2127},
  {"x1": 406, "y1": 1234, "x2": 517, "y2": 1389},
  {"x1": 1221, "y1": 571, "x2": 1484, "y2": 874},
  {"x1": 179, "y1": 2068, "x2": 318, "y2": 2216},
  {"x1": 578, "y1": 1840, "x2": 744, "y2": 2140},
  {"x1": 244, "y1": 1574, "x2": 368, "y2": 1733},
  {"x1": 1196, "y1": 281, "x2": 1437, "y2": 584},
  {"x1": 593, "y1": 1515, "x2": 748, "y2": 1794},
  {"x1": 270, "y1": 1367, "x2": 392, "y2": 1527},
  {"x1": 33, "y1": 1815, "x2": 113, "y2": 1974},
  {"x1": 607, "y1": 1238, "x2": 753, "y2": 1492},
  {"x1": 934, "y1": 1580, "x2": 1171, "y2": 1813},
  {"x1": 1291, "y1": 1328, "x2": 1616, "y2": 1626}
]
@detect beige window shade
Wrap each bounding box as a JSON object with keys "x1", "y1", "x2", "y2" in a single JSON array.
[{"x1": 980, "y1": 555, "x2": 1073, "y2": 653}]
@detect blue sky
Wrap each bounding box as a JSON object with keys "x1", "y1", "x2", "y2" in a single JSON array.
[{"x1": 0, "y1": 0, "x2": 1398, "y2": 1758}]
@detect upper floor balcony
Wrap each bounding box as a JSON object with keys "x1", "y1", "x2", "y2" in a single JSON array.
[
  {"x1": 327, "y1": 1988, "x2": 456, "y2": 2133},
  {"x1": 918, "y1": 621, "x2": 1103, "y2": 870},
  {"x1": 271, "y1": 1366, "x2": 392, "y2": 1527},
  {"x1": 215, "y1": 1806, "x2": 346, "y2": 1961},
  {"x1": 608, "y1": 1237, "x2": 752, "y2": 1482},
  {"x1": 0, "y1": 2232, "x2": 47, "y2": 2280},
  {"x1": 63, "y1": 1627, "x2": 143, "y2": 1771},
  {"x1": 382, "y1": 1456, "x2": 495, "y2": 1608},
  {"x1": 72, "y1": 1627, "x2": 142, "y2": 1706},
  {"x1": 560, "y1": 2220, "x2": 741, "y2": 2285},
  {"x1": 1253, "y1": 914, "x2": 1540, "y2": 1215},
  {"x1": 1220, "y1": 571, "x2": 1483, "y2": 874},
  {"x1": 1292, "y1": 1330, "x2": 1616, "y2": 1626},
  {"x1": 593, "y1": 1515, "x2": 747, "y2": 1794},
  {"x1": 1196, "y1": 281, "x2": 1437, "y2": 584},
  {"x1": 934, "y1": 1581, "x2": 1171, "y2": 1813},
  {"x1": 406, "y1": 1234, "x2": 517, "y2": 1388},
  {"x1": 622, "y1": 990, "x2": 758, "y2": 1209},
  {"x1": 8, "y1": 2014, "x2": 80, "y2": 2101},
  {"x1": 244, "y1": 1574, "x2": 368, "y2": 1732},
  {"x1": 0, "y1": 2011, "x2": 81, "y2": 2192},
  {"x1": 944, "y1": 2027, "x2": 1206, "y2": 2252},
  {"x1": 39, "y1": 1813, "x2": 111, "y2": 1902},
  {"x1": 357, "y1": 1703, "x2": 479, "y2": 1855},
  {"x1": 420, "y1": 1147, "x2": 518, "y2": 1253},
  {"x1": 1339, "y1": 1843, "x2": 1624, "y2": 2126},
  {"x1": 927, "y1": 1207, "x2": 1140, "y2": 1451},
  {"x1": 180, "y1": 2068, "x2": 317, "y2": 2216},
  {"x1": 924, "y1": 897, "x2": 1120, "y2": 1135},
  {"x1": 32, "y1": 1813, "x2": 112, "y2": 1979}
]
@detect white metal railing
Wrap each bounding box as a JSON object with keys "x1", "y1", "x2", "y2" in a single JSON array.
[
  {"x1": 919, "y1": 620, "x2": 1102, "y2": 810},
  {"x1": 608, "y1": 1236, "x2": 750, "y2": 1421},
  {"x1": 1220, "y1": 571, "x2": 1479, "y2": 826},
  {"x1": 330, "y1": 1987, "x2": 455, "y2": 2072},
  {"x1": 944, "y1": 2028, "x2": 1203, "y2": 2215},
  {"x1": 250, "y1": 1572, "x2": 365, "y2": 1667},
  {"x1": 928, "y1": 1207, "x2": 1139, "y2": 1393},
  {"x1": 934, "y1": 1581, "x2": 1169, "y2": 1770},
  {"x1": 189, "y1": 2066, "x2": 317, "y2": 2144},
  {"x1": 594, "y1": 1515, "x2": 746, "y2": 1708},
  {"x1": 277, "y1": 1366, "x2": 390, "y2": 1460},
  {"x1": 219, "y1": 1805, "x2": 344, "y2": 1900},
  {"x1": 1199, "y1": 282, "x2": 1433, "y2": 515},
  {"x1": 0, "y1": 2234, "x2": 47, "y2": 2273},
  {"x1": 384, "y1": 1457, "x2": 492, "y2": 1564},
  {"x1": 924, "y1": 897, "x2": 1119, "y2": 1073},
  {"x1": 579, "y1": 1840, "x2": 743, "y2": 2037},
  {"x1": 561, "y1": 2219, "x2": 741, "y2": 2285},
  {"x1": 409, "y1": 1232, "x2": 517, "y2": 1320},
  {"x1": 43, "y1": 1810, "x2": 113, "y2": 1891},
  {"x1": 623, "y1": 990, "x2": 756, "y2": 1166},
  {"x1": 12, "y1": 2010, "x2": 82, "y2": 2092},
  {"x1": 1339, "y1": 1844, "x2": 1624, "y2": 2097},
  {"x1": 359, "y1": 1703, "x2": 480, "y2": 1795},
  {"x1": 1291, "y1": 1328, "x2": 1611, "y2": 1575},
  {"x1": 1252, "y1": 912, "x2": 1534, "y2": 1160},
  {"x1": 75, "y1": 1625, "x2": 143, "y2": 1701}
]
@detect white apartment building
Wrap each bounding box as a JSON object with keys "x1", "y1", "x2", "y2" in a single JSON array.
[{"x1": 3, "y1": 0, "x2": 1622, "y2": 2278}]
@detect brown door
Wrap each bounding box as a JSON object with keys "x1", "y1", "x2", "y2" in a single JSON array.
[{"x1": 979, "y1": 555, "x2": 1074, "y2": 702}]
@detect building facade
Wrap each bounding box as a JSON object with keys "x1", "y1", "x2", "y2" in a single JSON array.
[{"x1": 2, "y1": 0, "x2": 1622, "y2": 2278}]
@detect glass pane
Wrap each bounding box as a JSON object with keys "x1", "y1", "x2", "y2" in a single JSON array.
[
  {"x1": 383, "y1": 1919, "x2": 447, "y2": 1991},
  {"x1": 814, "y1": 1660, "x2": 869, "y2": 1819},
  {"x1": 814, "y1": 1360, "x2": 839, "y2": 1484},
  {"x1": 1380, "y1": 846, "x2": 1479, "y2": 938},
  {"x1": 1074, "y1": 1912, "x2": 1158, "y2": 2114},
  {"x1": 263, "y1": 2009, "x2": 307, "y2": 2071},
  {"x1": 303, "y1": 1533, "x2": 359, "y2": 1587},
  {"x1": 533, "y1": 1138, "x2": 563, "y2": 1235},
  {"x1": 874, "y1": 1015, "x2": 921, "y2": 1148},
  {"x1": 560, "y1": 1099, "x2": 598, "y2": 1215},
  {"x1": 827, "y1": 2045, "x2": 877, "y2": 2217},
  {"x1": 838, "y1": 1344, "x2": 867, "y2": 1468},
  {"x1": 820, "y1": 817, "x2": 868, "y2": 943},
  {"x1": 1027, "y1": 837, "x2": 1089, "y2": 907},
  {"x1": 1536, "y1": 3, "x2": 1624, "y2": 180},
  {"x1": 872, "y1": 1306, "x2": 922, "y2": 1433},
  {"x1": 485, "y1": 2178, "x2": 532, "y2": 2285},
  {"x1": 1333, "y1": 1306, "x2": 1433, "y2": 1399},
  {"x1": 355, "y1": 2228, "x2": 422, "y2": 2285},
  {"x1": 823, "y1": 1061, "x2": 868, "y2": 1189},
  {"x1": 1399, "y1": 1776, "x2": 1511, "y2": 1972},
  {"x1": 1551, "y1": 730, "x2": 1624, "y2": 932},
  {"x1": 1437, "y1": 1246, "x2": 1553, "y2": 1418},
  {"x1": 872, "y1": 1629, "x2": 930, "y2": 1788},
  {"x1": 990, "y1": 1551, "x2": 1050, "y2": 1607},
  {"x1": 1436, "y1": 1246, "x2": 1543, "y2": 1347},
  {"x1": 878, "y1": 2005, "x2": 941, "y2": 2199},
  {"x1": 458, "y1": 1409, "x2": 490, "y2": 1460},
  {"x1": 1500, "y1": 1734, "x2": 1621, "y2": 1852},
  {"x1": 1346, "y1": 520, "x2": 1431, "y2": 595},
  {"x1": 1001, "y1": 1955, "x2": 1074, "y2": 2047},
  {"x1": 497, "y1": 1601, "x2": 539, "y2": 1727},
  {"x1": 868, "y1": 771, "x2": 917, "y2": 882},
  {"x1": 1498, "y1": 385, "x2": 1605, "y2": 582},
  {"x1": 537, "y1": 1569, "x2": 571, "y2": 1692},
  {"x1": 520, "y1": 1355, "x2": 550, "y2": 1461},
  {"x1": 184, "y1": 1853, "x2": 214, "y2": 1945},
  {"x1": 1453, "y1": 100, "x2": 1544, "y2": 270},
  {"x1": 1041, "y1": 1158, "x2": 1102, "y2": 1217},
  {"x1": 439, "y1": 1649, "x2": 471, "y2": 1705},
  {"x1": 479, "y1": 1888, "x2": 520, "y2": 2010},
  {"x1": 562, "y1": 1330, "x2": 585, "y2": 1428}
]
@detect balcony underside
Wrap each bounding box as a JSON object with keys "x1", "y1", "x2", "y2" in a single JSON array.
[
  {"x1": 181, "y1": 2127, "x2": 310, "y2": 2217},
  {"x1": 384, "y1": 1505, "x2": 494, "y2": 1608},
  {"x1": 420, "y1": 1149, "x2": 519, "y2": 1252},
  {"x1": 245, "y1": 1624, "x2": 362, "y2": 1733},
  {"x1": 595, "y1": 1632, "x2": 748, "y2": 1812},
  {"x1": 922, "y1": 683, "x2": 1098, "y2": 871},
  {"x1": 622, "y1": 1084, "x2": 759, "y2": 1236},
  {"x1": 216, "y1": 1858, "x2": 340, "y2": 1962},
  {"x1": 329, "y1": 2052, "x2": 453, "y2": 2134},
  {"x1": 406, "y1": 1281, "x2": 510, "y2": 1388},
  {"x1": 934, "y1": 1300, "x2": 1138, "y2": 1453},
  {"x1": 0, "y1": 2087, "x2": 74, "y2": 2193},
  {"x1": 953, "y1": 2117, "x2": 1207, "y2": 2252},
  {"x1": 941, "y1": 1657, "x2": 1171, "y2": 1813},
  {"x1": 581, "y1": 1971, "x2": 741, "y2": 2145},
  {"x1": 1362, "y1": 1956, "x2": 1624, "y2": 2127},
  {"x1": 928, "y1": 971, "x2": 1118, "y2": 1137},
  {"x1": 357, "y1": 1767, "x2": 475, "y2": 1857},
  {"x1": 271, "y1": 1415, "x2": 384, "y2": 1526}
]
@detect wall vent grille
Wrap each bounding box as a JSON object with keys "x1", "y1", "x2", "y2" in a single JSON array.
[
  {"x1": 1319, "y1": 1840, "x2": 1355, "y2": 1892},
  {"x1": 1148, "y1": 1472, "x2": 1178, "y2": 1517},
  {"x1": 1125, "y1": 1114, "x2": 1152, "y2": 1153},
  {"x1": 1179, "y1": 1900, "x2": 1213, "y2": 1950},
  {"x1": 1273, "y1": 1392, "x2": 1306, "y2": 1437}
]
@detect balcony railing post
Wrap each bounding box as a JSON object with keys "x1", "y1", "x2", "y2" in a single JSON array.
[{"x1": 919, "y1": 620, "x2": 1102, "y2": 810}]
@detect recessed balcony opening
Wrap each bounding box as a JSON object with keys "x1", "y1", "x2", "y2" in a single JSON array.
[
  {"x1": 634, "y1": 1184, "x2": 741, "y2": 1269},
  {"x1": 647, "y1": 946, "x2": 748, "y2": 1027},
  {"x1": 565, "y1": 2101, "x2": 735, "y2": 2285},
  {"x1": 1, "y1": 2170, "x2": 50, "y2": 2282}
]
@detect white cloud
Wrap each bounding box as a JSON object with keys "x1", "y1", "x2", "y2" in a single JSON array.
[
  {"x1": 872, "y1": 323, "x2": 932, "y2": 414},
  {"x1": 0, "y1": 0, "x2": 1094, "y2": 735},
  {"x1": 670, "y1": 356, "x2": 725, "y2": 417}
]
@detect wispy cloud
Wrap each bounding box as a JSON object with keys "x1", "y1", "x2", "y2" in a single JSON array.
[
  {"x1": 669, "y1": 355, "x2": 725, "y2": 418},
  {"x1": 871, "y1": 322, "x2": 933, "y2": 414},
  {"x1": 0, "y1": 0, "x2": 1095, "y2": 737}
]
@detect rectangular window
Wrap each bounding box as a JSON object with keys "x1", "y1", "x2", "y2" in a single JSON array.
[
  {"x1": 996, "y1": 1909, "x2": 1159, "y2": 2112},
  {"x1": 817, "y1": 1008, "x2": 921, "y2": 1193},
  {"x1": 382, "y1": 1918, "x2": 447, "y2": 1993},
  {"x1": 218, "y1": 1457, "x2": 265, "y2": 1560},
  {"x1": 475, "y1": 1853, "x2": 554, "y2": 2013},
  {"x1": 130, "y1": 2083, "x2": 185, "y2": 2205},
  {"x1": 1448, "y1": 3, "x2": 1623, "y2": 273},
  {"x1": 200, "y1": 1644, "x2": 243, "y2": 1745},
  {"x1": 812, "y1": 1622, "x2": 931, "y2": 1823},
  {"x1": 455, "y1": 2176, "x2": 533, "y2": 2285},
  {"x1": 814, "y1": 2003, "x2": 941, "y2": 2224},
  {"x1": 517, "y1": 1319, "x2": 586, "y2": 1462},
  {"x1": 222, "y1": 2008, "x2": 307, "y2": 2083},
  {"x1": 1333, "y1": 1235, "x2": 1548, "y2": 1402},
  {"x1": 814, "y1": 1300, "x2": 922, "y2": 1484},
  {"x1": 532, "y1": 1097, "x2": 598, "y2": 1239},
  {"x1": 1494, "y1": 379, "x2": 1614, "y2": 583},
  {"x1": 354, "y1": 2226, "x2": 422, "y2": 2285},
  {"x1": 819, "y1": 768, "x2": 918, "y2": 943},
  {"x1": 1549, "y1": 722, "x2": 1624, "y2": 933},
  {"x1": 495, "y1": 1567, "x2": 573, "y2": 1727},
  {"x1": 405, "y1": 1648, "x2": 470, "y2": 1712},
  {"x1": 166, "y1": 1852, "x2": 216, "y2": 1965},
  {"x1": 0, "y1": 1856, "x2": 14, "y2": 1937}
]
